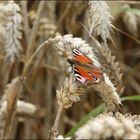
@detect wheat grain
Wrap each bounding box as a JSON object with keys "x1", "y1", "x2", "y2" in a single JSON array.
[
  {"x1": 88, "y1": 1, "x2": 112, "y2": 43},
  {"x1": 75, "y1": 112, "x2": 140, "y2": 139},
  {"x1": 0, "y1": 1, "x2": 22, "y2": 64},
  {"x1": 56, "y1": 76, "x2": 84, "y2": 109}
]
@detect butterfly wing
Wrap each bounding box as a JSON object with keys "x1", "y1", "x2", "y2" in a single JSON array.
[
  {"x1": 70, "y1": 49, "x2": 103, "y2": 84},
  {"x1": 72, "y1": 49, "x2": 93, "y2": 64},
  {"x1": 73, "y1": 65, "x2": 103, "y2": 84}
]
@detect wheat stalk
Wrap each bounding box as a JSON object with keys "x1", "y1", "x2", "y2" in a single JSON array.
[
  {"x1": 3, "y1": 77, "x2": 23, "y2": 139},
  {"x1": 49, "y1": 76, "x2": 84, "y2": 138},
  {"x1": 21, "y1": 1, "x2": 30, "y2": 46},
  {"x1": 25, "y1": 1, "x2": 46, "y2": 62}
]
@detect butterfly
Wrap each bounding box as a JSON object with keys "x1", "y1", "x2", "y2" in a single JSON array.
[{"x1": 67, "y1": 49, "x2": 103, "y2": 84}]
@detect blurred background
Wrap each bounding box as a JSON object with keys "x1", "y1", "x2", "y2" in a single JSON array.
[{"x1": 0, "y1": 1, "x2": 140, "y2": 139}]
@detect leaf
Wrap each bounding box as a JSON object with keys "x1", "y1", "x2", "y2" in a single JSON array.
[
  {"x1": 6, "y1": 77, "x2": 20, "y2": 118},
  {"x1": 65, "y1": 104, "x2": 105, "y2": 137},
  {"x1": 121, "y1": 95, "x2": 140, "y2": 102}
]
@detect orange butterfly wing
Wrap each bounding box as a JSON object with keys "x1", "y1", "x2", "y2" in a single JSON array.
[
  {"x1": 73, "y1": 49, "x2": 93, "y2": 64},
  {"x1": 74, "y1": 65, "x2": 93, "y2": 81},
  {"x1": 71, "y1": 49, "x2": 103, "y2": 84},
  {"x1": 74, "y1": 65, "x2": 103, "y2": 84}
]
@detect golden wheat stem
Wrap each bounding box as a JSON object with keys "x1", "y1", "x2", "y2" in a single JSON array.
[
  {"x1": 3, "y1": 77, "x2": 24, "y2": 139},
  {"x1": 1, "y1": 41, "x2": 50, "y2": 134},
  {"x1": 26, "y1": 1, "x2": 46, "y2": 62},
  {"x1": 53, "y1": 1, "x2": 73, "y2": 36},
  {"x1": 3, "y1": 63, "x2": 13, "y2": 86},
  {"x1": 3, "y1": 112, "x2": 16, "y2": 139},
  {"x1": 49, "y1": 104, "x2": 63, "y2": 139},
  {"x1": 21, "y1": 1, "x2": 30, "y2": 46},
  {"x1": 23, "y1": 40, "x2": 49, "y2": 76},
  {"x1": 54, "y1": 104, "x2": 63, "y2": 132}
]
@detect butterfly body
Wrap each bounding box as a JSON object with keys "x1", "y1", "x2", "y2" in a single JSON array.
[{"x1": 68, "y1": 49, "x2": 103, "y2": 84}]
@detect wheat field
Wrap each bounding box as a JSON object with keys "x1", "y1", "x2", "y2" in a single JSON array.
[{"x1": 0, "y1": 1, "x2": 139, "y2": 139}]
